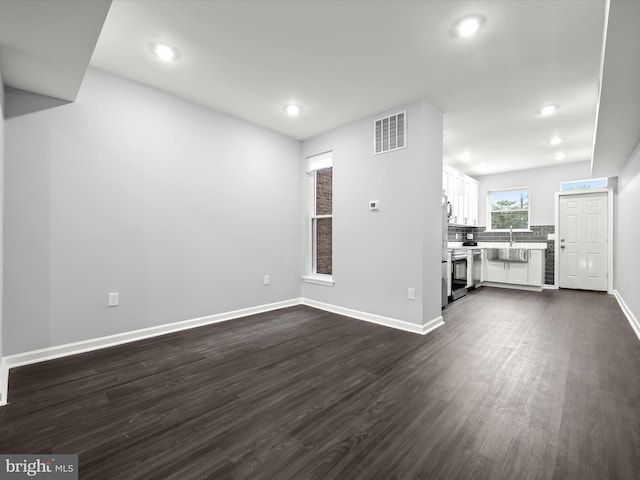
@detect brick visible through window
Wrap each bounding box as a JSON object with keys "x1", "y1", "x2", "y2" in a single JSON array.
[{"x1": 313, "y1": 167, "x2": 332, "y2": 275}]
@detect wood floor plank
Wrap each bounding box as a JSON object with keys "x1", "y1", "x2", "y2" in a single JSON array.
[{"x1": 1, "y1": 290, "x2": 640, "y2": 479}]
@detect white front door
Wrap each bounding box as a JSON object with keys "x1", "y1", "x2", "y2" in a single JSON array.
[{"x1": 558, "y1": 192, "x2": 608, "y2": 291}]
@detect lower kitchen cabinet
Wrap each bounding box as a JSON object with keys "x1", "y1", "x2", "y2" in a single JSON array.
[
  {"x1": 484, "y1": 259, "x2": 508, "y2": 283},
  {"x1": 482, "y1": 249, "x2": 545, "y2": 288},
  {"x1": 484, "y1": 260, "x2": 528, "y2": 284},
  {"x1": 527, "y1": 250, "x2": 543, "y2": 286}
]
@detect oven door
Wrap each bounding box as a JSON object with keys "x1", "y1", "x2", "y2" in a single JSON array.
[{"x1": 451, "y1": 254, "x2": 469, "y2": 300}]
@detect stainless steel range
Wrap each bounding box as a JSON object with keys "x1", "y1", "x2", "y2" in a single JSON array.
[
  {"x1": 450, "y1": 247, "x2": 482, "y2": 301},
  {"x1": 450, "y1": 249, "x2": 469, "y2": 300}
]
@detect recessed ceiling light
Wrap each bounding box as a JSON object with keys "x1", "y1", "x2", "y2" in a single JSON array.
[
  {"x1": 151, "y1": 43, "x2": 179, "y2": 62},
  {"x1": 538, "y1": 105, "x2": 558, "y2": 116},
  {"x1": 453, "y1": 15, "x2": 485, "y2": 38},
  {"x1": 554, "y1": 152, "x2": 566, "y2": 161},
  {"x1": 284, "y1": 104, "x2": 302, "y2": 116},
  {"x1": 549, "y1": 136, "x2": 563, "y2": 145}
]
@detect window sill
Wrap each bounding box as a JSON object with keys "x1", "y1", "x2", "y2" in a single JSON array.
[{"x1": 302, "y1": 275, "x2": 335, "y2": 287}]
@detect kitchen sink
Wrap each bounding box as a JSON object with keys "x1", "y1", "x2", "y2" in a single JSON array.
[{"x1": 485, "y1": 248, "x2": 529, "y2": 263}]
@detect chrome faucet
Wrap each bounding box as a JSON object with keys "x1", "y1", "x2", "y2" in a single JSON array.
[{"x1": 509, "y1": 226, "x2": 513, "y2": 246}]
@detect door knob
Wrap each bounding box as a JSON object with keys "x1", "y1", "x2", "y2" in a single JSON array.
[{"x1": 560, "y1": 245, "x2": 565, "y2": 249}]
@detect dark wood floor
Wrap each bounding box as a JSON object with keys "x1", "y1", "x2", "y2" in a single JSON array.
[{"x1": 2, "y1": 288, "x2": 640, "y2": 479}]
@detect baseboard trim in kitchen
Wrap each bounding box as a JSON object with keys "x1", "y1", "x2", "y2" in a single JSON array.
[
  {"x1": 480, "y1": 282, "x2": 544, "y2": 292},
  {"x1": 0, "y1": 298, "x2": 301, "y2": 406},
  {"x1": 301, "y1": 298, "x2": 444, "y2": 336},
  {"x1": 613, "y1": 290, "x2": 640, "y2": 341}
]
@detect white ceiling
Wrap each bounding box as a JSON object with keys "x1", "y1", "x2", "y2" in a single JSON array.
[
  {"x1": 90, "y1": 0, "x2": 606, "y2": 176},
  {"x1": 0, "y1": 0, "x2": 111, "y2": 101},
  {"x1": 1, "y1": 1, "x2": 614, "y2": 177},
  {"x1": 592, "y1": 0, "x2": 640, "y2": 178}
]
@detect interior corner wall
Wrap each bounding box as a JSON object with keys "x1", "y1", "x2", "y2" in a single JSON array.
[
  {"x1": 615, "y1": 140, "x2": 640, "y2": 324},
  {"x1": 0, "y1": 67, "x2": 5, "y2": 362},
  {"x1": 301, "y1": 100, "x2": 443, "y2": 327},
  {"x1": 4, "y1": 67, "x2": 302, "y2": 356},
  {"x1": 475, "y1": 160, "x2": 593, "y2": 227}
]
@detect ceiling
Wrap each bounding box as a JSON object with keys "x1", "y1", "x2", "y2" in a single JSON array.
[
  {"x1": 592, "y1": 0, "x2": 640, "y2": 178},
  {"x1": 0, "y1": 0, "x2": 110, "y2": 101},
  {"x1": 0, "y1": 1, "x2": 622, "y2": 178}
]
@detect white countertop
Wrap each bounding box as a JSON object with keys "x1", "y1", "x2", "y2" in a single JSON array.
[{"x1": 448, "y1": 242, "x2": 547, "y2": 250}]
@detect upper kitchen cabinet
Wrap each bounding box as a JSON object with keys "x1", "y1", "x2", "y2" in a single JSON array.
[{"x1": 443, "y1": 165, "x2": 479, "y2": 226}]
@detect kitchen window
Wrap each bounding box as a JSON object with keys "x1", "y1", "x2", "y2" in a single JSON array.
[
  {"x1": 488, "y1": 188, "x2": 530, "y2": 231},
  {"x1": 304, "y1": 152, "x2": 334, "y2": 286}
]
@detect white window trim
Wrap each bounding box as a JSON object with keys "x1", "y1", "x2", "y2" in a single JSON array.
[
  {"x1": 560, "y1": 177, "x2": 608, "y2": 191},
  {"x1": 486, "y1": 186, "x2": 531, "y2": 232},
  {"x1": 305, "y1": 152, "x2": 333, "y2": 285},
  {"x1": 303, "y1": 275, "x2": 335, "y2": 287}
]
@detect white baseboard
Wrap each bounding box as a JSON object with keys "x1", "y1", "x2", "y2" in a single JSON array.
[
  {"x1": 613, "y1": 290, "x2": 640, "y2": 341},
  {"x1": 301, "y1": 298, "x2": 444, "y2": 335},
  {"x1": 0, "y1": 298, "x2": 300, "y2": 406},
  {"x1": 0, "y1": 297, "x2": 445, "y2": 406},
  {"x1": 480, "y1": 282, "x2": 544, "y2": 292},
  {"x1": 543, "y1": 284, "x2": 559, "y2": 290}
]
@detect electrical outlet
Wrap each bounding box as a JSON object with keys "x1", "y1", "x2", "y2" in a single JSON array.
[
  {"x1": 264, "y1": 275, "x2": 270, "y2": 285},
  {"x1": 108, "y1": 292, "x2": 119, "y2": 307},
  {"x1": 467, "y1": 233, "x2": 474, "y2": 240},
  {"x1": 456, "y1": 233, "x2": 460, "y2": 240},
  {"x1": 408, "y1": 288, "x2": 415, "y2": 300}
]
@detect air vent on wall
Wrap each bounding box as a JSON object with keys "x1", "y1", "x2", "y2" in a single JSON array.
[{"x1": 374, "y1": 111, "x2": 406, "y2": 155}]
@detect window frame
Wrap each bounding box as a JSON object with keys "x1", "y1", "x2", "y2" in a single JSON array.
[
  {"x1": 486, "y1": 187, "x2": 531, "y2": 232},
  {"x1": 303, "y1": 152, "x2": 334, "y2": 286},
  {"x1": 560, "y1": 178, "x2": 608, "y2": 191}
]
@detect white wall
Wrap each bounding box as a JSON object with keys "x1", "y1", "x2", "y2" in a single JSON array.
[
  {"x1": 0, "y1": 67, "x2": 5, "y2": 362},
  {"x1": 615, "y1": 140, "x2": 640, "y2": 324},
  {"x1": 475, "y1": 160, "x2": 593, "y2": 226},
  {"x1": 4, "y1": 68, "x2": 302, "y2": 355},
  {"x1": 301, "y1": 100, "x2": 443, "y2": 327}
]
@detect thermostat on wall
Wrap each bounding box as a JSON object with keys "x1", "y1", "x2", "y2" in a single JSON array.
[{"x1": 369, "y1": 200, "x2": 380, "y2": 211}]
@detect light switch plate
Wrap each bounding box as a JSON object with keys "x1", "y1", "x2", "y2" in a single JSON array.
[{"x1": 108, "y1": 292, "x2": 119, "y2": 307}]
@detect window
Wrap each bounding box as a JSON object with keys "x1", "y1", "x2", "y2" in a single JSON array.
[
  {"x1": 560, "y1": 178, "x2": 607, "y2": 191},
  {"x1": 307, "y1": 152, "x2": 333, "y2": 280},
  {"x1": 488, "y1": 188, "x2": 529, "y2": 231}
]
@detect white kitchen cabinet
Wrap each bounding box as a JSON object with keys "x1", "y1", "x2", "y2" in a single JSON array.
[
  {"x1": 463, "y1": 179, "x2": 478, "y2": 226},
  {"x1": 527, "y1": 250, "x2": 544, "y2": 286},
  {"x1": 484, "y1": 260, "x2": 528, "y2": 284},
  {"x1": 482, "y1": 249, "x2": 545, "y2": 288},
  {"x1": 484, "y1": 260, "x2": 507, "y2": 283},
  {"x1": 507, "y1": 262, "x2": 529, "y2": 285},
  {"x1": 443, "y1": 165, "x2": 478, "y2": 226}
]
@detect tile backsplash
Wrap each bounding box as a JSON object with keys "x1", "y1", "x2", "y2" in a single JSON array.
[{"x1": 448, "y1": 224, "x2": 555, "y2": 286}]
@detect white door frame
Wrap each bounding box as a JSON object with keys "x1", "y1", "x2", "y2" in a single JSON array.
[{"x1": 554, "y1": 188, "x2": 614, "y2": 292}]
